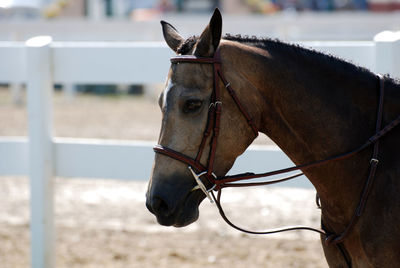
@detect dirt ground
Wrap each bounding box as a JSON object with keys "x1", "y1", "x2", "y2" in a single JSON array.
[{"x1": 0, "y1": 88, "x2": 328, "y2": 267}]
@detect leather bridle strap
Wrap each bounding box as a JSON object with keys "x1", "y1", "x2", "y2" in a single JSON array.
[
  {"x1": 214, "y1": 52, "x2": 259, "y2": 137},
  {"x1": 211, "y1": 189, "x2": 326, "y2": 236},
  {"x1": 324, "y1": 74, "x2": 385, "y2": 245},
  {"x1": 154, "y1": 145, "x2": 206, "y2": 173}
]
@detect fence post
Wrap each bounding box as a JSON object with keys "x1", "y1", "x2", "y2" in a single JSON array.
[
  {"x1": 87, "y1": 0, "x2": 105, "y2": 20},
  {"x1": 10, "y1": 83, "x2": 23, "y2": 105},
  {"x1": 26, "y1": 36, "x2": 55, "y2": 268},
  {"x1": 374, "y1": 31, "x2": 400, "y2": 78},
  {"x1": 63, "y1": 83, "x2": 76, "y2": 101},
  {"x1": 113, "y1": 0, "x2": 127, "y2": 18}
]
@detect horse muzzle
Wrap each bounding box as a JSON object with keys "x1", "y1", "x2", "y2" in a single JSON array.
[{"x1": 146, "y1": 179, "x2": 205, "y2": 227}]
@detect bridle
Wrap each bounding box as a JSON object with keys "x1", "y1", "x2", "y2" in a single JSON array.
[
  {"x1": 154, "y1": 48, "x2": 259, "y2": 201},
  {"x1": 153, "y1": 47, "x2": 400, "y2": 246}
]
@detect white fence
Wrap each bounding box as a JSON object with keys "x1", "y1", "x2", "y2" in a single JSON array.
[{"x1": 0, "y1": 32, "x2": 400, "y2": 268}]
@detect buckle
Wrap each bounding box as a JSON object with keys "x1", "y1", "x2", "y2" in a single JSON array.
[
  {"x1": 370, "y1": 158, "x2": 379, "y2": 164},
  {"x1": 209, "y1": 101, "x2": 222, "y2": 109},
  {"x1": 188, "y1": 166, "x2": 216, "y2": 203}
]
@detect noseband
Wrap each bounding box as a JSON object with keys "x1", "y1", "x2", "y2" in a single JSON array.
[{"x1": 153, "y1": 48, "x2": 400, "y2": 245}]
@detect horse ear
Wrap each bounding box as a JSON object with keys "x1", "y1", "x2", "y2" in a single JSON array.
[
  {"x1": 161, "y1": 20, "x2": 185, "y2": 53},
  {"x1": 194, "y1": 8, "x2": 222, "y2": 57}
]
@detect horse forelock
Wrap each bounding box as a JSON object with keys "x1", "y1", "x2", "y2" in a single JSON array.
[{"x1": 177, "y1": 36, "x2": 199, "y2": 55}]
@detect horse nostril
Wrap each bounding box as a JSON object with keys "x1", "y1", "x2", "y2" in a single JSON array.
[{"x1": 151, "y1": 196, "x2": 171, "y2": 217}]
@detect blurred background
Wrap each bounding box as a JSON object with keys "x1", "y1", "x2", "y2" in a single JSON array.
[
  {"x1": 1, "y1": 0, "x2": 400, "y2": 20},
  {"x1": 1, "y1": 0, "x2": 399, "y2": 42},
  {"x1": 0, "y1": 1, "x2": 399, "y2": 267}
]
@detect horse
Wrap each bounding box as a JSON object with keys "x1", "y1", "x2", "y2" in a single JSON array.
[{"x1": 146, "y1": 9, "x2": 400, "y2": 267}]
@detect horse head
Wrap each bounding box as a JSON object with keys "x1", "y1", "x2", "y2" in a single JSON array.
[{"x1": 146, "y1": 9, "x2": 261, "y2": 227}]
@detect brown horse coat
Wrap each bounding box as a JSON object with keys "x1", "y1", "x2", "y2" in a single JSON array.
[{"x1": 147, "y1": 9, "x2": 400, "y2": 267}]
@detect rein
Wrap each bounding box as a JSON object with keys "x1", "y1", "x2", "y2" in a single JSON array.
[{"x1": 153, "y1": 48, "x2": 400, "y2": 245}]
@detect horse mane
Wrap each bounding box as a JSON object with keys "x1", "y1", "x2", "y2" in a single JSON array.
[
  {"x1": 176, "y1": 34, "x2": 399, "y2": 88},
  {"x1": 178, "y1": 34, "x2": 373, "y2": 76},
  {"x1": 225, "y1": 34, "x2": 378, "y2": 78}
]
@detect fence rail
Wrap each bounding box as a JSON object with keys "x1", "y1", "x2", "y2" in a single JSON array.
[
  {"x1": 0, "y1": 32, "x2": 399, "y2": 268},
  {"x1": 0, "y1": 41, "x2": 174, "y2": 84},
  {"x1": 0, "y1": 137, "x2": 308, "y2": 183}
]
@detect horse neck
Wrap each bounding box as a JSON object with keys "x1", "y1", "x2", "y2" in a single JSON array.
[{"x1": 221, "y1": 41, "x2": 380, "y2": 221}]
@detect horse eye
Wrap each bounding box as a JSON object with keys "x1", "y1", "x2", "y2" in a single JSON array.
[{"x1": 183, "y1": 99, "x2": 203, "y2": 114}]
